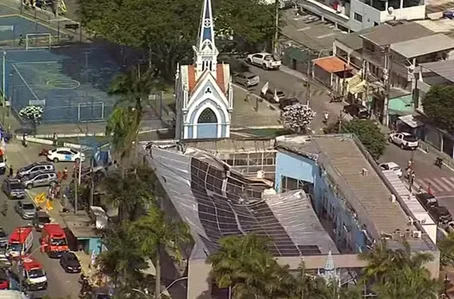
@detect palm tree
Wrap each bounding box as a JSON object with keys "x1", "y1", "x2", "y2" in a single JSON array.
[
  {"x1": 208, "y1": 234, "x2": 294, "y2": 299},
  {"x1": 439, "y1": 232, "x2": 454, "y2": 267},
  {"x1": 101, "y1": 169, "x2": 154, "y2": 221},
  {"x1": 96, "y1": 224, "x2": 148, "y2": 289},
  {"x1": 106, "y1": 106, "x2": 141, "y2": 165},
  {"x1": 359, "y1": 239, "x2": 433, "y2": 283},
  {"x1": 130, "y1": 204, "x2": 192, "y2": 299}
]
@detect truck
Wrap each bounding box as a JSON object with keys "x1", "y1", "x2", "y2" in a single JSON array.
[
  {"x1": 40, "y1": 223, "x2": 68, "y2": 258},
  {"x1": 7, "y1": 227, "x2": 33, "y2": 259},
  {"x1": 12, "y1": 256, "x2": 47, "y2": 291}
]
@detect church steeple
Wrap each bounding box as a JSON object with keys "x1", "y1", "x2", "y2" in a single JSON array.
[{"x1": 193, "y1": 0, "x2": 218, "y2": 77}]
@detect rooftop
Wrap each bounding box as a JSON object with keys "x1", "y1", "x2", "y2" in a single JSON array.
[
  {"x1": 420, "y1": 60, "x2": 454, "y2": 82},
  {"x1": 391, "y1": 34, "x2": 454, "y2": 58},
  {"x1": 313, "y1": 56, "x2": 352, "y2": 73},
  {"x1": 281, "y1": 10, "x2": 343, "y2": 51},
  {"x1": 276, "y1": 135, "x2": 416, "y2": 238},
  {"x1": 361, "y1": 22, "x2": 434, "y2": 46},
  {"x1": 60, "y1": 212, "x2": 101, "y2": 238},
  {"x1": 335, "y1": 27, "x2": 377, "y2": 51},
  {"x1": 141, "y1": 142, "x2": 338, "y2": 260}
]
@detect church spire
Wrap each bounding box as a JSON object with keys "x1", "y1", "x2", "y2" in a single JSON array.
[{"x1": 193, "y1": 0, "x2": 218, "y2": 76}]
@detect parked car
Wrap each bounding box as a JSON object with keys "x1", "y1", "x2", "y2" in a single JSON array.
[
  {"x1": 279, "y1": 98, "x2": 299, "y2": 110},
  {"x1": 261, "y1": 89, "x2": 286, "y2": 103},
  {"x1": 17, "y1": 162, "x2": 55, "y2": 178},
  {"x1": 246, "y1": 52, "x2": 281, "y2": 70},
  {"x1": 429, "y1": 205, "x2": 452, "y2": 224},
  {"x1": 232, "y1": 72, "x2": 260, "y2": 88},
  {"x1": 21, "y1": 172, "x2": 58, "y2": 189},
  {"x1": 33, "y1": 211, "x2": 51, "y2": 231},
  {"x1": 47, "y1": 147, "x2": 86, "y2": 163},
  {"x1": 343, "y1": 104, "x2": 369, "y2": 119},
  {"x1": 14, "y1": 200, "x2": 37, "y2": 220},
  {"x1": 2, "y1": 178, "x2": 26, "y2": 199},
  {"x1": 59, "y1": 252, "x2": 81, "y2": 273},
  {"x1": 388, "y1": 132, "x2": 419, "y2": 150},
  {"x1": 378, "y1": 162, "x2": 403, "y2": 177},
  {"x1": 0, "y1": 268, "x2": 9, "y2": 290},
  {"x1": 416, "y1": 192, "x2": 438, "y2": 209},
  {"x1": 0, "y1": 228, "x2": 8, "y2": 247}
]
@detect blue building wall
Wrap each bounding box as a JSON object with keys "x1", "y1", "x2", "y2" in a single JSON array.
[
  {"x1": 275, "y1": 151, "x2": 316, "y2": 192},
  {"x1": 80, "y1": 237, "x2": 102, "y2": 255},
  {"x1": 275, "y1": 151, "x2": 366, "y2": 253}
]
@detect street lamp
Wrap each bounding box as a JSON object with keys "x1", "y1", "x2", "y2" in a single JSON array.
[{"x1": 158, "y1": 276, "x2": 188, "y2": 297}]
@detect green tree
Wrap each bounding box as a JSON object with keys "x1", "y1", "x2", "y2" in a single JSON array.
[
  {"x1": 96, "y1": 224, "x2": 148, "y2": 290},
  {"x1": 102, "y1": 168, "x2": 155, "y2": 221},
  {"x1": 208, "y1": 234, "x2": 295, "y2": 299},
  {"x1": 130, "y1": 204, "x2": 192, "y2": 299},
  {"x1": 423, "y1": 85, "x2": 454, "y2": 132},
  {"x1": 359, "y1": 239, "x2": 438, "y2": 298},
  {"x1": 438, "y1": 232, "x2": 454, "y2": 267},
  {"x1": 324, "y1": 119, "x2": 386, "y2": 159},
  {"x1": 78, "y1": 0, "x2": 276, "y2": 79},
  {"x1": 106, "y1": 106, "x2": 141, "y2": 164}
]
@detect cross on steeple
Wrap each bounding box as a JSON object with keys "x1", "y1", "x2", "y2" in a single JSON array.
[{"x1": 193, "y1": 0, "x2": 218, "y2": 76}]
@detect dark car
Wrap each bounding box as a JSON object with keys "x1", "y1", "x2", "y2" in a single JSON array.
[
  {"x1": 279, "y1": 98, "x2": 299, "y2": 110},
  {"x1": 415, "y1": 193, "x2": 438, "y2": 209},
  {"x1": 32, "y1": 211, "x2": 51, "y2": 231},
  {"x1": 343, "y1": 104, "x2": 370, "y2": 119},
  {"x1": 0, "y1": 228, "x2": 7, "y2": 248},
  {"x1": 429, "y1": 205, "x2": 452, "y2": 224},
  {"x1": 2, "y1": 178, "x2": 26, "y2": 199},
  {"x1": 60, "y1": 252, "x2": 82, "y2": 273},
  {"x1": 261, "y1": 89, "x2": 286, "y2": 103}
]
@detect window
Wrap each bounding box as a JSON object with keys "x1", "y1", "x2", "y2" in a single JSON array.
[
  {"x1": 374, "y1": 22, "x2": 379, "y2": 26},
  {"x1": 354, "y1": 13, "x2": 363, "y2": 22},
  {"x1": 198, "y1": 108, "x2": 217, "y2": 124}
]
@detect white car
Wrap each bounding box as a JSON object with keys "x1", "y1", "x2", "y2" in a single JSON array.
[
  {"x1": 379, "y1": 162, "x2": 403, "y2": 177},
  {"x1": 47, "y1": 148, "x2": 86, "y2": 163},
  {"x1": 246, "y1": 52, "x2": 281, "y2": 70},
  {"x1": 388, "y1": 132, "x2": 419, "y2": 150}
]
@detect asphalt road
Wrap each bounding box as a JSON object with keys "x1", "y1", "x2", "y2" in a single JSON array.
[
  {"x1": 3, "y1": 142, "x2": 80, "y2": 298},
  {"x1": 380, "y1": 141, "x2": 454, "y2": 214},
  {"x1": 238, "y1": 62, "x2": 348, "y2": 132}
]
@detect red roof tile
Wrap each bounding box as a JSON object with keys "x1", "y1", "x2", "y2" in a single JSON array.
[
  {"x1": 188, "y1": 65, "x2": 196, "y2": 92},
  {"x1": 216, "y1": 65, "x2": 225, "y2": 93}
]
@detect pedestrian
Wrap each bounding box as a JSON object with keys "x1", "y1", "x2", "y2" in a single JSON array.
[
  {"x1": 418, "y1": 185, "x2": 422, "y2": 194},
  {"x1": 18, "y1": 34, "x2": 24, "y2": 47},
  {"x1": 428, "y1": 182, "x2": 432, "y2": 195},
  {"x1": 8, "y1": 166, "x2": 13, "y2": 178},
  {"x1": 52, "y1": 132, "x2": 58, "y2": 146},
  {"x1": 57, "y1": 171, "x2": 62, "y2": 182},
  {"x1": 63, "y1": 167, "x2": 68, "y2": 180}
]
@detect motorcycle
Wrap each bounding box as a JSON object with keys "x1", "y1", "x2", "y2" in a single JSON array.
[
  {"x1": 39, "y1": 148, "x2": 49, "y2": 157},
  {"x1": 435, "y1": 157, "x2": 444, "y2": 168},
  {"x1": 22, "y1": 134, "x2": 28, "y2": 147}
]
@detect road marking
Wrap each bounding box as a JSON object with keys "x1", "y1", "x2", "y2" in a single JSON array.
[
  {"x1": 417, "y1": 177, "x2": 454, "y2": 193},
  {"x1": 441, "y1": 177, "x2": 454, "y2": 190},
  {"x1": 434, "y1": 177, "x2": 452, "y2": 191},
  {"x1": 297, "y1": 27, "x2": 311, "y2": 31}
]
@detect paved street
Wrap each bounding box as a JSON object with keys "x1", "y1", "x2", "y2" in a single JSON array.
[
  {"x1": 380, "y1": 141, "x2": 454, "y2": 212},
  {"x1": 3, "y1": 141, "x2": 80, "y2": 298},
  {"x1": 241, "y1": 62, "x2": 347, "y2": 131}
]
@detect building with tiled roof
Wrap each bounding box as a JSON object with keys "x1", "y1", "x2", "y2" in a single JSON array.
[{"x1": 174, "y1": 0, "x2": 233, "y2": 140}]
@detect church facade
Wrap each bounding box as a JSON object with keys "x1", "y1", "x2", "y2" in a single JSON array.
[{"x1": 174, "y1": 0, "x2": 233, "y2": 140}]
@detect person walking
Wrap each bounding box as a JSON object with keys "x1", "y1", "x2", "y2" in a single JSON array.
[{"x1": 8, "y1": 166, "x2": 13, "y2": 178}]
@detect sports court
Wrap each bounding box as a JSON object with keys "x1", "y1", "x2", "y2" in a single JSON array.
[{"x1": 4, "y1": 45, "x2": 119, "y2": 123}]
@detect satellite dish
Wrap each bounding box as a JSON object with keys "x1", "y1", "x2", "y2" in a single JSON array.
[{"x1": 387, "y1": 6, "x2": 394, "y2": 15}]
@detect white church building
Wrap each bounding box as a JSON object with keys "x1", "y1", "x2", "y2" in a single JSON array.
[{"x1": 174, "y1": 0, "x2": 233, "y2": 140}]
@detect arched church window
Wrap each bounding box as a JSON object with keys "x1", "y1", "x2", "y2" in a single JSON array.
[{"x1": 198, "y1": 108, "x2": 217, "y2": 123}]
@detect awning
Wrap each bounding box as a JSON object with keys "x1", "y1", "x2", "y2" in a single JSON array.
[
  {"x1": 313, "y1": 56, "x2": 353, "y2": 74},
  {"x1": 398, "y1": 114, "x2": 423, "y2": 128},
  {"x1": 389, "y1": 94, "x2": 414, "y2": 115}
]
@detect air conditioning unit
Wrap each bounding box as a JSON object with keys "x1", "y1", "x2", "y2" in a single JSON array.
[
  {"x1": 412, "y1": 230, "x2": 422, "y2": 238},
  {"x1": 257, "y1": 170, "x2": 265, "y2": 179},
  {"x1": 390, "y1": 194, "x2": 396, "y2": 203},
  {"x1": 420, "y1": 218, "x2": 426, "y2": 224},
  {"x1": 407, "y1": 216, "x2": 414, "y2": 225},
  {"x1": 361, "y1": 168, "x2": 368, "y2": 176}
]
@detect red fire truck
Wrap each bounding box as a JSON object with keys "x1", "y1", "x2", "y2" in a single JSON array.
[
  {"x1": 40, "y1": 223, "x2": 68, "y2": 258},
  {"x1": 7, "y1": 227, "x2": 33, "y2": 258}
]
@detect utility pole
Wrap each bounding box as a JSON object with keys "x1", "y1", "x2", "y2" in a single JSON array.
[
  {"x1": 272, "y1": 0, "x2": 280, "y2": 58},
  {"x1": 338, "y1": 110, "x2": 343, "y2": 132},
  {"x1": 55, "y1": 0, "x2": 59, "y2": 18},
  {"x1": 2, "y1": 51, "x2": 5, "y2": 126},
  {"x1": 305, "y1": 62, "x2": 311, "y2": 106},
  {"x1": 89, "y1": 157, "x2": 94, "y2": 207},
  {"x1": 18, "y1": 227, "x2": 22, "y2": 293},
  {"x1": 74, "y1": 171, "x2": 78, "y2": 214},
  {"x1": 382, "y1": 46, "x2": 391, "y2": 127}
]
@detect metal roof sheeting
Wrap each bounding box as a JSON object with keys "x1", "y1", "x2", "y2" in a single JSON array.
[{"x1": 391, "y1": 34, "x2": 454, "y2": 58}]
